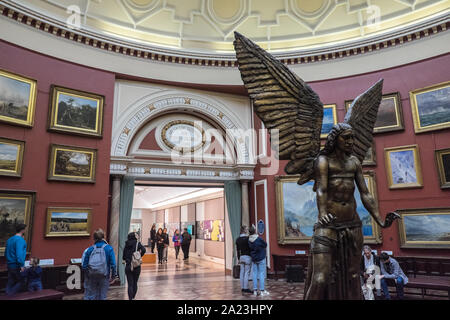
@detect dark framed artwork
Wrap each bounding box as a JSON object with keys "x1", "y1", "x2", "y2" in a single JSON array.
[
  {"x1": 0, "y1": 190, "x2": 36, "y2": 255},
  {"x1": 45, "y1": 207, "x2": 92, "y2": 237},
  {"x1": 398, "y1": 208, "x2": 450, "y2": 249},
  {"x1": 0, "y1": 69, "x2": 37, "y2": 127},
  {"x1": 345, "y1": 92, "x2": 404, "y2": 134},
  {"x1": 48, "y1": 144, "x2": 97, "y2": 183},
  {"x1": 48, "y1": 86, "x2": 104, "y2": 137},
  {"x1": 410, "y1": 81, "x2": 450, "y2": 133},
  {"x1": 0, "y1": 137, "x2": 25, "y2": 177},
  {"x1": 435, "y1": 148, "x2": 450, "y2": 189}
]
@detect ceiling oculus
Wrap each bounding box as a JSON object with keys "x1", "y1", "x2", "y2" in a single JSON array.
[{"x1": 161, "y1": 120, "x2": 206, "y2": 153}]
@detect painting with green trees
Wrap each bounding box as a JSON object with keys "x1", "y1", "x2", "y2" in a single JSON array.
[{"x1": 56, "y1": 93, "x2": 98, "y2": 130}]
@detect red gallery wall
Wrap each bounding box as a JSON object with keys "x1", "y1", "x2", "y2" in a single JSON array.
[
  {"x1": 251, "y1": 53, "x2": 450, "y2": 270},
  {"x1": 0, "y1": 40, "x2": 115, "y2": 266}
]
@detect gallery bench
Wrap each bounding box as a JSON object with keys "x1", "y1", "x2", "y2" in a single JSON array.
[{"x1": 0, "y1": 289, "x2": 64, "y2": 300}]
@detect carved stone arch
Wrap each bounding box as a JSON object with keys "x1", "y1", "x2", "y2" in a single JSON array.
[{"x1": 112, "y1": 92, "x2": 250, "y2": 164}]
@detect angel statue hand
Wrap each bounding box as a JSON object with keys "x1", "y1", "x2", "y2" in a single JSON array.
[
  {"x1": 381, "y1": 211, "x2": 401, "y2": 228},
  {"x1": 318, "y1": 213, "x2": 337, "y2": 226}
]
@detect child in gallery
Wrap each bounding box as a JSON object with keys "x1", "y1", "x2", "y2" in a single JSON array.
[{"x1": 23, "y1": 257, "x2": 43, "y2": 292}]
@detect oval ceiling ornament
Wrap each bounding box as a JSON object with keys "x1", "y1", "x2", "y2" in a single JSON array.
[{"x1": 161, "y1": 120, "x2": 206, "y2": 153}]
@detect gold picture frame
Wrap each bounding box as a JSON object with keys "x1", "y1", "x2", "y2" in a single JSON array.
[
  {"x1": 345, "y1": 92, "x2": 404, "y2": 134},
  {"x1": 48, "y1": 144, "x2": 97, "y2": 183},
  {"x1": 435, "y1": 148, "x2": 450, "y2": 189},
  {"x1": 0, "y1": 137, "x2": 25, "y2": 177},
  {"x1": 320, "y1": 104, "x2": 338, "y2": 139},
  {"x1": 0, "y1": 190, "x2": 36, "y2": 256},
  {"x1": 0, "y1": 69, "x2": 37, "y2": 127},
  {"x1": 48, "y1": 85, "x2": 104, "y2": 137},
  {"x1": 45, "y1": 207, "x2": 92, "y2": 237},
  {"x1": 410, "y1": 81, "x2": 450, "y2": 133},
  {"x1": 397, "y1": 208, "x2": 450, "y2": 249},
  {"x1": 384, "y1": 145, "x2": 423, "y2": 189}
]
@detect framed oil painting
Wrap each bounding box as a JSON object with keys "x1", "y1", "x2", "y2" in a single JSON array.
[
  {"x1": 0, "y1": 190, "x2": 35, "y2": 255},
  {"x1": 0, "y1": 69, "x2": 37, "y2": 127},
  {"x1": 363, "y1": 143, "x2": 376, "y2": 166},
  {"x1": 0, "y1": 137, "x2": 25, "y2": 177},
  {"x1": 275, "y1": 174, "x2": 381, "y2": 244},
  {"x1": 384, "y1": 145, "x2": 423, "y2": 189},
  {"x1": 48, "y1": 86, "x2": 104, "y2": 137},
  {"x1": 45, "y1": 207, "x2": 92, "y2": 237},
  {"x1": 345, "y1": 92, "x2": 404, "y2": 134},
  {"x1": 48, "y1": 144, "x2": 97, "y2": 183},
  {"x1": 410, "y1": 81, "x2": 450, "y2": 133},
  {"x1": 320, "y1": 104, "x2": 337, "y2": 139},
  {"x1": 397, "y1": 208, "x2": 450, "y2": 249},
  {"x1": 435, "y1": 148, "x2": 450, "y2": 189}
]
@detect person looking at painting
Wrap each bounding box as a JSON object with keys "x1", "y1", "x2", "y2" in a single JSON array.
[
  {"x1": 248, "y1": 225, "x2": 269, "y2": 296},
  {"x1": 82, "y1": 228, "x2": 117, "y2": 300},
  {"x1": 236, "y1": 225, "x2": 252, "y2": 294},
  {"x1": 162, "y1": 228, "x2": 169, "y2": 263},
  {"x1": 181, "y1": 228, "x2": 192, "y2": 260},
  {"x1": 122, "y1": 232, "x2": 146, "y2": 300},
  {"x1": 156, "y1": 228, "x2": 164, "y2": 264},
  {"x1": 379, "y1": 252, "x2": 408, "y2": 300},
  {"x1": 5, "y1": 223, "x2": 27, "y2": 296},
  {"x1": 172, "y1": 229, "x2": 181, "y2": 260},
  {"x1": 150, "y1": 224, "x2": 157, "y2": 253}
]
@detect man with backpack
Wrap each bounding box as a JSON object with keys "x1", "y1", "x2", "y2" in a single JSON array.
[
  {"x1": 82, "y1": 229, "x2": 117, "y2": 300},
  {"x1": 181, "y1": 228, "x2": 192, "y2": 260}
]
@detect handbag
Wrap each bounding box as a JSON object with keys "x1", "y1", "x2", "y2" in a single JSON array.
[{"x1": 131, "y1": 242, "x2": 142, "y2": 271}]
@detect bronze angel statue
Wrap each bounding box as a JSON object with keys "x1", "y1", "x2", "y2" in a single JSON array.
[{"x1": 233, "y1": 32, "x2": 400, "y2": 300}]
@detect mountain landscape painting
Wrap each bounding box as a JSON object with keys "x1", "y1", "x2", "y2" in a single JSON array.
[
  {"x1": 0, "y1": 73, "x2": 32, "y2": 122},
  {"x1": 389, "y1": 149, "x2": 417, "y2": 185},
  {"x1": 353, "y1": 178, "x2": 374, "y2": 237},
  {"x1": 403, "y1": 214, "x2": 450, "y2": 242},
  {"x1": 321, "y1": 106, "x2": 336, "y2": 136}
]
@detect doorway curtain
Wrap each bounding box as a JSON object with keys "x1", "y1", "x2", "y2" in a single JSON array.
[
  {"x1": 118, "y1": 176, "x2": 135, "y2": 285},
  {"x1": 224, "y1": 181, "x2": 242, "y2": 266}
]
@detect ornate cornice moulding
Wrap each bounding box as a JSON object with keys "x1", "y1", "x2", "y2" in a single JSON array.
[{"x1": 0, "y1": 2, "x2": 448, "y2": 68}]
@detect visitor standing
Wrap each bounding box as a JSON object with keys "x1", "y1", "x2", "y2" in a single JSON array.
[
  {"x1": 236, "y1": 225, "x2": 252, "y2": 294},
  {"x1": 162, "y1": 228, "x2": 169, "y2": 263},
  {"x1": 181, "y1": 228, "x2": 192, "y2": 260},
  {"x1": 248, "y1": 225, "x2": 268, "y2": 296},
  {"x1": 122, "y1": 232, "x2": 146, "y2": 300},
  {"x1": 172, "y1": 229, "x2": 181, "y2": 260},
  {"x1": 82, "y1": 229, "x2": 117, "y2": 300},
  {"x1": 5, "y1": 223, "x2": 27, "y2": 296},
  {"x1": 150, "y1": 224, "x2": 156, "y2": 253},
  {"x1": 156, "y1": 228, "x2": 164, "y2": 264}
]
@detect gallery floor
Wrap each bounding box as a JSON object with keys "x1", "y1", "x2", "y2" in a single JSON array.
[{"x1": 63, "y1": 254, "x2": 447, "y2": 300}]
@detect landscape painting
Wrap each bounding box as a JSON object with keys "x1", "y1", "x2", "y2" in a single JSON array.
[
  {"x1": 385, "y1": 145, "x2": 423, "y2": 189},
  {"x1": 410, "y1": 81, "x2": 450, "y2": 133},
  {"x1": 321, "y1": 104, "x2": 337, "y2": 138},
  {"x1": 0, "y1": 191, "x2": 35, "y2": 255},
  {"x1": 398, "y1": 209, "x2": 450, "y2": 248},
  {"x1": 45, "y1": 208, "x2": 91, "y2": 237},
  {"x1": 435, "y1": 148, "x2": 450, "y2": 189},
  {"x1": 0, "y1": 138, "x2": 25, "y2": 177},
  {"x1": 49, "y1": 86, "x2": 104, "y2": 137},
  {"x1": 0, "y1": 70, "x2": 37, "y2": 127},
  {"x1": 48, "y1": 144, "x2": 97, "y2": 183}
]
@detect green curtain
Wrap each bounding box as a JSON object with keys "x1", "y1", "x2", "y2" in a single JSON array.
[
  {"x1": 118, "y1": 176, "x2": 135, "y2": 285},
  {"x1": 224, "y1": 181, "x2": 242, "y2": 266}
]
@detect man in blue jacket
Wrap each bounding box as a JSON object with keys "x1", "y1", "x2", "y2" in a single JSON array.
[
  {"x1": 5, "y1": 223, "x2": 27, "y2": 295},
  {"x1": 248, "y1": 225, "x2": 269, "y2": 296},
  {"x1": 379, "y1": 252, "x2": 409, "y2": 300},
  {"x1": 82, "y1": 228, "x2": 117, "y2": 300}
]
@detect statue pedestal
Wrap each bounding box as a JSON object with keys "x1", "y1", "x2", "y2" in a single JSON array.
[{"x1": 142, "y1": 253, "x2": 156, "y2": 264}]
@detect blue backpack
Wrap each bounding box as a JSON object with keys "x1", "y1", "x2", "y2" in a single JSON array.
[{"x1": 88, "y1": 244, "x2": 109, "y2": 277}]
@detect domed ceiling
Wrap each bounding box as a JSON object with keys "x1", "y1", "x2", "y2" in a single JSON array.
[{"x1": 3, "y1": 0, "x2": 449, "y2": 59}]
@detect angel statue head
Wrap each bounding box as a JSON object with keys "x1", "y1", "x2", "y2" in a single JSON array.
[{"x1": 320, "y1": 123, "x2": 353, "y2": 156}]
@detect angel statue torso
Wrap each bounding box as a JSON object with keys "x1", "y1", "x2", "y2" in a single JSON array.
[{"x1": 233, "y1": 32, "x2": 400, "y2": 300}]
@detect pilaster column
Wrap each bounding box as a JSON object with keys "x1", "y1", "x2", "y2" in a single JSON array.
[
  {"x1": 241, "y1": 181, "x2": 250, "y2": 227},
  {"x1": 110, "y1": 176, "x2": 121, "y2": 261}
]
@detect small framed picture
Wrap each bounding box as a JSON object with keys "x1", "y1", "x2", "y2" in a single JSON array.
[
  {"x1": 384, "y1": 145, "x2": 423, "y2": 189},
  {"x1": 0, "y1": 190, "x2": 36, "y2": 255},
  {"x1": 397, "y1": 208, "x2": 450, "y2": 249},
  {"x1": 45, "y1": 207, "x2": 92, "y2": 237},
  {"x1": 48, "y1": 144, "x2": 97, "y2": 183},
  {"x1": 363, "y1": 143, "x2": 376, "y2": 166},
  {"x1": 435, "y1": 148, "x2": 450, "y2": 189},
  {"x1": 48, "y1": 86, "x2": 104, "y2": 137},
  {"x1": 321, "y1": 104, "x2": 337, "y2": 139},
  {"x1": 410, "y1": 81, "x2": 450, "y2": 133},
  {"x1": 0, "y1": 137, "x2": 25, "y2": 177},
  {"x1": 0, "y1": 69, "x2": 37, "y2": 127},
  {"x1": 345, "y1": 92, "x2": 404, "y2": 134}
]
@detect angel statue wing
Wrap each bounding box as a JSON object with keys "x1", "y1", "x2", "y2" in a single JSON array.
[
  {"x1": 343, "y1": 79, "x2": 384, "y2": 164},
  {"x1": 233, "y1": 32, "x2": 323, "y2": 185}
]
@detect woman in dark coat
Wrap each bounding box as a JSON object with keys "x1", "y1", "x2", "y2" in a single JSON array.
[
  {"x1": 122, "y1": 232, "x2": 146, "y2": 300},
  {"x1": 156, "y1": 228, "x2": 164, "y2": 264}
]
